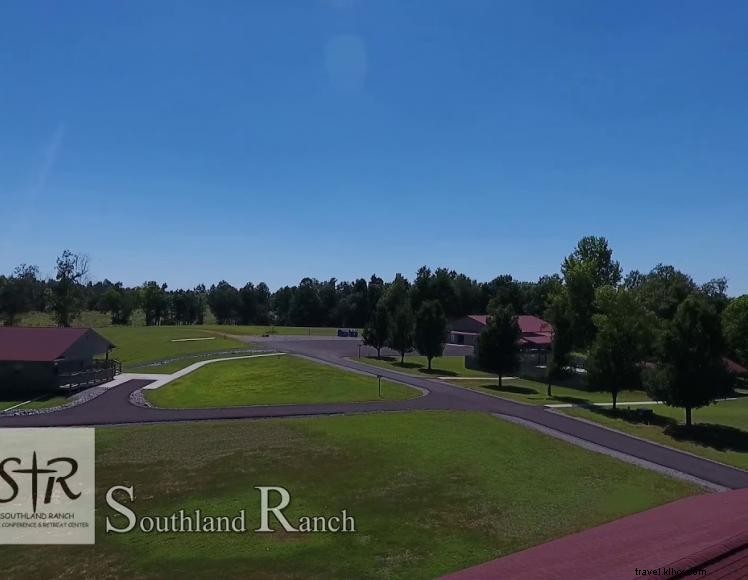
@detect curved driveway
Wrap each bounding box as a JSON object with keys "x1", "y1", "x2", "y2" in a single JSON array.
[{"x1": 1, "y1": 336, "x2": 747, "y2": 490}]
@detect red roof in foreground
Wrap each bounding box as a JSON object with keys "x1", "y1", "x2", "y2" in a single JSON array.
[
  {"x1": 444, "y1": 488, "x2": 748, "y2": 580},
  {"x1": 0, "y1": 327, "x2": 113, "y2": 362}
]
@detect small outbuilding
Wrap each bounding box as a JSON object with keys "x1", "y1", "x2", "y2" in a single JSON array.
[{"x1": 0, "y1": 327, "x2": 119, "y2": 395}]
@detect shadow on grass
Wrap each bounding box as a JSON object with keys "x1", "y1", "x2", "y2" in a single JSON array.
[
  {"x1": 365, "y1": 356, "x2": 424, "y2": 370},
  {"x1": 362, "y1": 355, "x2": 460, "y2": 376},
  {"x1": 476, "y1": 383, "x2": 537, "y2": 396},
  {"x1": 399, "y1": 362, "x2": 425, "y2": 370},
  {"x1": 586, "y1": 406, "x2": 677, "y2": 428},
  {"x1": 555, "y1": 396, "x2": 595, "y2": 406},
  {"x1": 418, "y1": 368, "x2": 458, "y2": 377},
  {"x1": 665, "y1": 424, "x2": 748, "y2": 453},
  {"x1": 366, "y1": 355, "x2": 397, "y2": 362},
  {"x1": 585, "y1": 406, "x2": 748, "y2": 453}
]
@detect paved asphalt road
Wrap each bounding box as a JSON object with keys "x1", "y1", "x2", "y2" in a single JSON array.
[{"x1": 2, "y1": 336, "x2": 747, "y2": 490}]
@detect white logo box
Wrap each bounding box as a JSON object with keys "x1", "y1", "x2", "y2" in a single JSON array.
[{"x1": 0, "y1": 428, "x2": 95, "y2": 544}]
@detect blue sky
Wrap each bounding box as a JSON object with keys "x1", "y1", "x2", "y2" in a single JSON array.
[{"x1": 2, "y1": 1, "x2": 747, "y2": 293}]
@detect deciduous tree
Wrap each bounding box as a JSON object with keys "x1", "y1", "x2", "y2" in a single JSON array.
[
  {"x1": 564, "y1": 262, "x2": 597, "y2": 348},
  {"x1": 587, "y1": 287, "x2": 654, "y2": 409},
  {"x1": 388, "y1": 305, "x2": 415, "y2": 364},
  {"x1": 644, "y1": 295, "x2": 734, "y2": 426},
  {"x1": 545, "y1": 289, "x2": 573, "y2": 397},
  {"x1": 362, "y1": 301, "x2": 390, "y2": 359},
  {"x1": 475, "y1": 306, "x2": 520, "y2": 388},
  {"x1": 414, "y1": 300, "x2": 448, "y2": 371},
  {"x1": 288, "y1": 278, "x2": 323, "y2": 326},
  {"x1": 562, "y1": 236, "x2": 622, "y2": 289},
  {"x1": 0, "y1": 264, "x2": 39, "y2": 326},
  {"x1": 723, "y1": 295, "x2": 748, "y2": 366},
  {"x1": 140, "y1": 281, "x2": 168, "y2": 326},
  {"x1": 52, "y1": 250, "x2": 88, "y2": 327},
  {"x1": 630, "y1": 264, "x2": 696, "y2": 321},
  {"x1": 102, "y1": 285, "x2": 134, "y2": 325}
]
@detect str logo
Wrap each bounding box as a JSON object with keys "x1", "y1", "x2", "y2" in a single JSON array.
[
  {"x1": 0, "y1": 451, "x2": 81, "y2": 513},
  {"x1": 0, "y1": 427, "x2": 95, "y2": 545}
]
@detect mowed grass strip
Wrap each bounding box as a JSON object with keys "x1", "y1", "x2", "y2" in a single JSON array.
[
  {"x1": 0, "y1": 412, "x2": 698, "y2": 580},
  {"x1": 0, "y1": 395, "x2": 70, "y2": 413},
  {"x1": 355, "y1": 355, "x2": 494, "y2": 377},
  {"x1": 562, "y1": 395, "x2": 748, "y2": 471},
  {"x1": 450, "y1": 376, "x2": 651, "y2": 406},
  {"x1": 146, "y1": 355, "x2": 418, "y2": 408},
  {"x1": 201, "y1": 324, "x2": 347, "y2": 336},
  {"x1": 96, "y1": 326, "x2": 250, "y2": 372}
]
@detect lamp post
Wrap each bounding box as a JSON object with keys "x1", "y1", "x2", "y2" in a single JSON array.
[
  {"x1": 377, "y1": 374, "x2": 382, "y2": 398},
  {"x1": 358, "y1": 344, "x2": 362, "y2": 360}
]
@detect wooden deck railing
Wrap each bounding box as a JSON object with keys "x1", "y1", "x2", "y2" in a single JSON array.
[{"x1": 57, "y1": 359, "x2": 122, "y2": 390}]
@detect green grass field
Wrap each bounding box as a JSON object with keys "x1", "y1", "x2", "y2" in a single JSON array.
[
  {"x1": 562, "y1": 395, "x2": 748, "y2": 471},
  {"x1": 355, "y1": 355, "x2": 494, "y2": 377},
  {"x1": 449, "y1": 376, "x2": 651, "y2": 407},
  {"x1": 0, "y1": 395, "x2": 70, "y2": 413},
  {"x1": 19, "y1": 310, "x2": 344, "y2": 337},
  {"x1": 202, "y1": 324, "x2": 349, "y2": 337},
  {"x1": 0, "y1": 413, "x2": 698, "y2": 579},
  {"x1": 95, "y1": 326, "x2": 251, "y2": 372},
  {"x1": 146, "y1": 355, "x2": 418, "y2": 408}
]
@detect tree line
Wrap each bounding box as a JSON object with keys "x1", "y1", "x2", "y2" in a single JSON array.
[
  {"x1": 1, "y1": 238, "x2": 747, "y2": 426},
  {"x1": 0, "y1": 256, "x2": 563, "y2": 329},
  {"x1": 467, "y1": 237, "x2": 747, "y2": 427},
  {"x1": 345, "y1": 235, "x2": 745, "y2": 427}
]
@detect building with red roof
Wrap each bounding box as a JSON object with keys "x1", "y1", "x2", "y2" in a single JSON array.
[
  {"x1": 0, "y1": 327, "x2": 118, "y2": 394},
  {"x1": 724, "y1": 357, "x2": 748, "y2": 377},
  {"x1": 448, "y1": 314, "x2": 553, "y2": 349}
]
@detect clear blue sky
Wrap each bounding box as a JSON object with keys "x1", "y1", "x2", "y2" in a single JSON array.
[{"x1": 2, "y1": 1, "x2": 747, "y2": 293}]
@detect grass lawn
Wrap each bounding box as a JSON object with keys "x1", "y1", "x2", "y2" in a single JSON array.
[
  {"x1": 202, "y1": 324, "x2": 349, "y2": 337},
  {"x1": 561, "y1": 395, "x2": 748, "y2": 471},
  {"x1": 135, "y1": 353, "x2": 257, "y2": 375},
  {"x1": 0, "y1": 412, "x2": 698, "y2": 579},
  {"x1": 355, "y1": 355, "x2": 494, "y2": 377},
  {"x1": 96, "y1": 326, "x2": 251, "y2": 372},
  {"x1": 0, "y1": 394, "x2": 69, "y2": 413},
  {"x1": 17, "y1": 311, "x2": 343, "y2": 335},
  {"x1": 146, "y1": 355, "x2": 418, "y2": 408},
  {"x1": 448, "y1": 376, "x2": 651, "y2": 407}
]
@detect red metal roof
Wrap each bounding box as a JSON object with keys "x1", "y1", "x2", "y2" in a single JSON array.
[
  {"x1": 446, "y1": 488, "x2": 748, "y2": 580},
  {"x1": 467, "y1": 314, "x2": 490, "y2": 326},
  {"x1": 516, "y1": 315, "x2": 553, "y2": 335},
  {"x1": 0, "y1": 327, "x2": 114, "y2": 362},
  {"x1": 724, "y1": 357, "x2": 748, "y2": 376},
  {"x1": 467, "y1": 314, "x2": 552, "y2": 336},
  {"x1": 519, "y1": 334, "x2": 553, "y2": 347}
]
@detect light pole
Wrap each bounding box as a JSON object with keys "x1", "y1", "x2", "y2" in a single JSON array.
[
  {"x1": 377, "y1": 374, "x2": 382, "y2": 398},
  {"x1": 358, "y1": 344, "x2": 362, "y2": 360}
]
